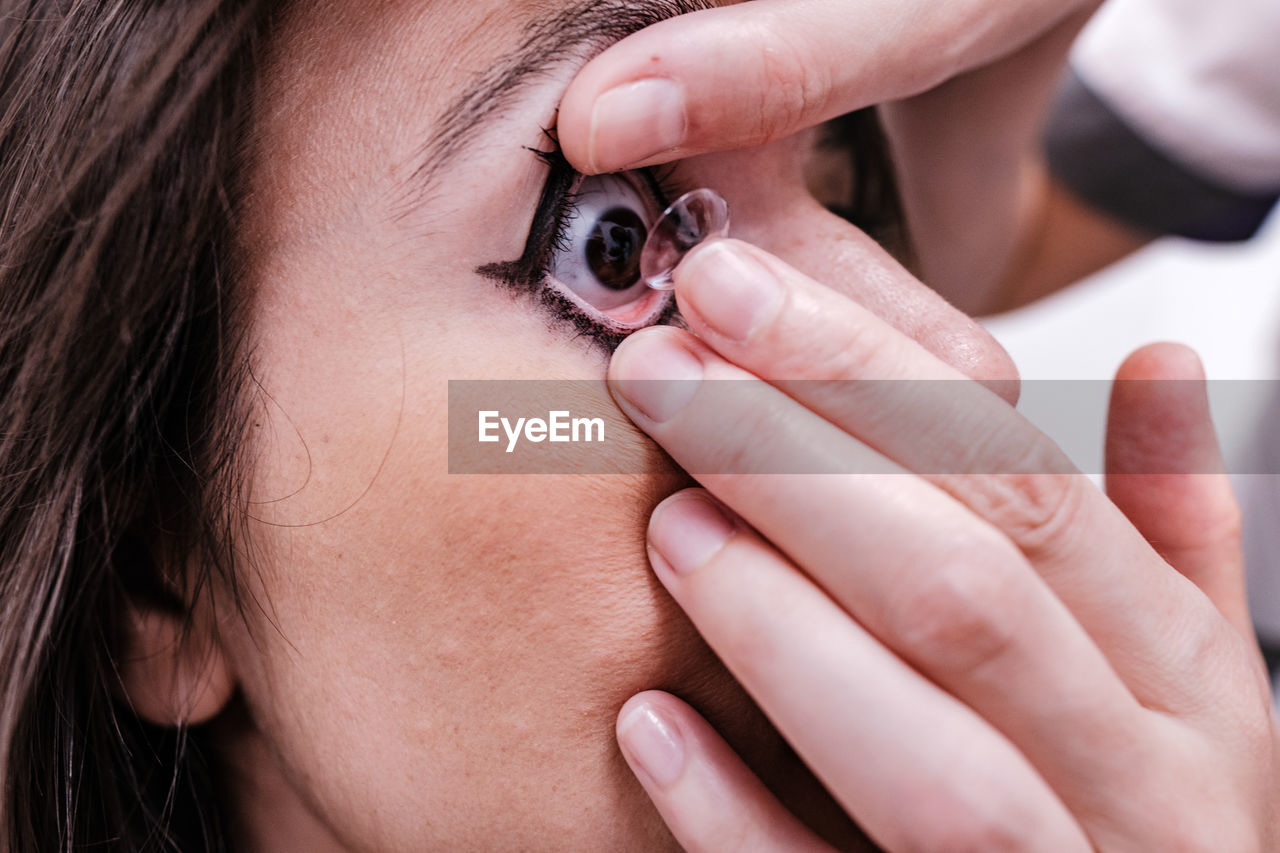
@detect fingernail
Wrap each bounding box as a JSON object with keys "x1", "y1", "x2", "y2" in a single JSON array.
[
  {"x1": 618, "y1": 702, "x2": 685, "y2": 789},
  {"x1": 610, "y1": 333, "x2": 703, "y2": 423},
  {"x1": 588, "y1": 78, "x2": 687, "y2": 172},
  {"x1": 678, "y1": 241, "x2": 783, "y2": 343},
  {"x1": 648, "y1": 495, "x2": 736, "y2": 575}
]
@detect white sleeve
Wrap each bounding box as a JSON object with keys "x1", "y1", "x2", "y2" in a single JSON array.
[{"x1": 1072, "y1": 0, "x2": 1280, "y2": 194}]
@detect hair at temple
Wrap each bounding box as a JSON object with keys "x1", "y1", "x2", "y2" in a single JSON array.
[{"x1": 0, "y1": 3, "x2": 265, "y2": 850}]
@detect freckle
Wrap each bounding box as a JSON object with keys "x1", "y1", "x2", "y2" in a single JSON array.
[{"x1": 650, "y1": 55, "x2": 660, "y2": 63}]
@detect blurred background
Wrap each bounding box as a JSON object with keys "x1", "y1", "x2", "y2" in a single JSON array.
[{"x1": 985, "y1": 207, "x2": 1280, "y2": 650}]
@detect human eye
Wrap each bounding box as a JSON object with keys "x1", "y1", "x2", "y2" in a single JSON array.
[
  {"x1": 546, "y1": 171, "x2": 666, "y2": 325},
  {"x1": 477, "y1": 142, "x2": 685, "y2": 350}
]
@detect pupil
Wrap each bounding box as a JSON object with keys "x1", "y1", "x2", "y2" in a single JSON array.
[{"x1": 585, "y1": 207, "x2": 647, "y2": 291}]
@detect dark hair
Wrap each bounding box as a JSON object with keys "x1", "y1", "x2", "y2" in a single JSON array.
[
  {"x1": 0, "y1": 3, "x2": 266, "y2": 850},
  {"x1": 0, "y1": 5, "x2": 907, "y2": 851}
]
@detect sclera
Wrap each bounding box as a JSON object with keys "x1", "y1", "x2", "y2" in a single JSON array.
[{"x1": 640, "y1": 188, "x2": 731, "y2": 291}]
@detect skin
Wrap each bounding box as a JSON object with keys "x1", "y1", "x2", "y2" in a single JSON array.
[
  {"x1": 606, "y1": 241, "x2": 1280, "y2": 850},
  {"x1": 120, "y1": 1, "x2": 1016, "y2": 850},
  {"x1": 556, "y1": 0, "x2": 1152, "y2": 316},
  {"x1": 124, "y1": 0, "x2": 1276, "y2": 849},
  {"x1": 553, "y1": 2, "x2": 1280, "y2": 845}
]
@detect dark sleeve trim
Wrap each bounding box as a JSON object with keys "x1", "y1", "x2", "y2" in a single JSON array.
[{"x1": 1044, "y1": 69, "x2": 1279, "y2": 242}]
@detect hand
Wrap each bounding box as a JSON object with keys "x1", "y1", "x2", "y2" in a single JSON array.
[
  {"x1": 606, "y1": 239, "x2": 1280, "y2": 851},
  {"x1": 558, "y1": 0, "x2": 1103, "y2": 311}
]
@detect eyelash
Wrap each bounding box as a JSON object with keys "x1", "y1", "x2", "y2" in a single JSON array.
[{"x1": 477, "y1": 136, "x2": 690, "y2": 352}]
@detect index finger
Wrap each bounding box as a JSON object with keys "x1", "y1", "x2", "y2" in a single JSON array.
[{"x1": 558, "y1": 0, "x2": 1088, "y2": 174}]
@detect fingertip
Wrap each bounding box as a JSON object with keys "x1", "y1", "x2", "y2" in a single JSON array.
[
  {"x1": 556, "y1": 25, "x2": 689, "y2": 174},
  {"x1": 1109, "y1": 343, "x2": 1215, "y2": 466},
  {"x1": 1107, "y1": 344, "x2": 1226, "y2": 479},
  {"x1": 617, "y1": 691, "x2": 690, "y2": 790},
  {"x1": 1116, "y1": 342, "x2": 1206, "y2": 382},
  {"x1": 616, "y1": 689, "x2": 686, "y2": 736},
  {"x1": 648, "y1": 487, "x2": 717, "y2": 529},
  {"x1": 615, "y1": 690, "x2": 837, "y2": 852}
]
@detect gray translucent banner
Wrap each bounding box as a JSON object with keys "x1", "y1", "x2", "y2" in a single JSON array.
[{"x1": 448, "y1": 379, "x2": 1280, "y2": 475}]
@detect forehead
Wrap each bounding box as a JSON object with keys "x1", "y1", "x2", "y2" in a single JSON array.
[
  {"x1": 257, "y1": 0, "x2": 715, "y2": 153},
  {"x1": 245, "y1": 0, "x2": 712, "y2": 248}
]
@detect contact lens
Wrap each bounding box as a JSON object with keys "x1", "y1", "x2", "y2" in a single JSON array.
[{"x1": 640, "y1": 188, "x2": 731, "y2": 290}]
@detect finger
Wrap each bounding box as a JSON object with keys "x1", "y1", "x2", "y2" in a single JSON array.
[
  {"x1": 658, "y1": 238, "x2": 1222, "y2": 708},
  {"x1": 641, "y1": 491, "x2": 1092, "y2": 853},
  {"x1": 559, "y1": 0, "x2": 1089, "y2": 174},
  {"x1": 680, "y1": 161, "x2": 1021, "y2": 396},
  {"x1": 616, "y1": 691, "x2": 840, "y2": 853},
  {"x1": 1105, "y1": 343, "x2": 1253, "y2": 642},
  {"x1": 610, "y1": 331, "x2": 1150, "y2": 829}
]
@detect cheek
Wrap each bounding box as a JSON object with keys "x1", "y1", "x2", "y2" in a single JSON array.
[{"x1": 225, "y1": 351, "x2": 743, "y2": 847}]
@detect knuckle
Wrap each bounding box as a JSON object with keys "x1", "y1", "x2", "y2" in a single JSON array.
[
  {"x1": 696, "y1": 386, "x2": 813, "y2": 475},
  {"x1": 765, "y1": 304, "x2": 891, "y2": 383},
  {"x1": 888, "y1": 556, "x2": 1020, "y2": 677},
  {"x1": 1162, "y1": 604, "x2": 1238, "y2": 702},
  {"x1": 817, "y1": 314, "x2": 899, "y2": 382},
  {"x1": 1183, "y1": 617, "x2": 1275, "y2": 725},
  {"x1": 970, "y1": 470, "x2": 1088, "y2": 556},
  {"x1": 750, "y1": 26, "x2": 830, "y2": 145}
]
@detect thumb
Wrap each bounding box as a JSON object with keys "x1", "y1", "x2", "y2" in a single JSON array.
[{"x1": 1105, "y1": 343, "x2": 1252, "y2": 641}]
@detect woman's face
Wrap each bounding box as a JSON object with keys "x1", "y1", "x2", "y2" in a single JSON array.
[{"x1": 220, "y1": 1, "x2": 1014, "y2": 849}]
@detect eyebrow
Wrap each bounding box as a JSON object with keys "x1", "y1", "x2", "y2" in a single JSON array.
[{"x1": 406, "y1": 0, "x2": 714, "y2": 205}]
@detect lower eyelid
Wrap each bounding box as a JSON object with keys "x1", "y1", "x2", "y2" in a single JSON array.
[
  {"x1": 597, "y1": 288, "x2": 668, "y2": 328},
  {"x1": 542, "y1": 272, "x2": 670, "y2": 331}
]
